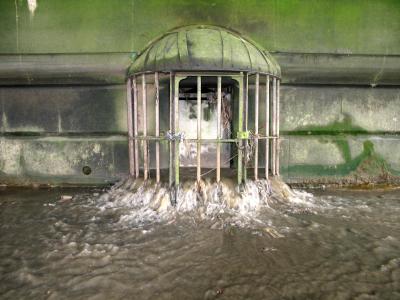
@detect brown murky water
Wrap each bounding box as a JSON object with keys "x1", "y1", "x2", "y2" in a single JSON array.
[{"x1": 0, "y1": 182, "x2": 399, "y2": 299}]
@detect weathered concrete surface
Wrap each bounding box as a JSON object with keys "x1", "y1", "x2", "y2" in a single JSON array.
[
  {"x1": 280, "y1": 86, "x2": 400, "y2": 133},
  {"x1": 0, "y1": 0, "x2": 399, "y2": 186},
  {"x1": 0, "y1": 85, "x2": 126, "y2": 134},
  {"x1": 0, "y1": 84, "x2": 399, "y2": 185},
  {"x1": 0, "y1": 136, "x2": 128, "y2": 185},
  {"x1": 2, "y1": 53, "x2": 400, "y2": 86},
  {"x1": 280, "y1": 135, "x2": 400, "y2": 184},
  {"x1": 1, "y1": 135, "x2": 398, "y2": 186},
  {"x1": 1, "y1": 0, "x2": 399, "y2": 55},
  {"x1": 0, "y1": 54, "x2": 131, "y2": 85},
  {"x1": 3, "y1": 84, "x2": 399, "y2": 136},
  {"x1": 276, "y1": 53, "x2": 400, "y2": 86}
]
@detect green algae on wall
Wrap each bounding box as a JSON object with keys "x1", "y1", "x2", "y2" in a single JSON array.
[
  {"x1": 286, "y1": 113, "x2": 368, "y2": 136},
  {"x1": 0, "y1": 0, "x2": 134, "y2": 53},
  {"x1": 1, "y1": 0, "x2": 400, "y2": 54},
  {"x1": 133, "y1": 0, "x2": 400, "y2": 55}
]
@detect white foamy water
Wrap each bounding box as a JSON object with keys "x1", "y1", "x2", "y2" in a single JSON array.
[{"x1": 96, "y1": 177, "x2": 316, "y2": 230}]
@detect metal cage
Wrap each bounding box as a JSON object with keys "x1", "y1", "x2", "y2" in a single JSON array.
[
  {"x1": 126, "y1": 71, "x2": 280, "y2": 186},
  {"x1": 126, "y1": 26, "x2": 281, "y2": 187}
]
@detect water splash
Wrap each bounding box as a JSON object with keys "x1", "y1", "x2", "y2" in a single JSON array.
[{"x1": 96, "y1": 177, "x2": 315, "y2": 230}]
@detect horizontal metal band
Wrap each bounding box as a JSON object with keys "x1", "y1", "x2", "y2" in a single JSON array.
[{"x1": 128, "y1": 136, "x2": 279, "y2": 142}]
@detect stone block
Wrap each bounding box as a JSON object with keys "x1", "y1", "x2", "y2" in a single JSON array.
[
  {"x1": 342, "y1": 88, "x2": 400, "y2": 132},
  {"x1": 0, "y1": 85, "x2": 126, "y2": 133},
  {"x1": 280, "y1": 86, "x2": 342, "y2": 132},
  {"x1": 0, "y1": 136, "x2": 128, "y2": 185},
  {"x1": 280, "y1": 134, "x2": 400, "y2": 182},
  {"x1": 281, "y1": 86, "x2": 400, "y2": 134}
]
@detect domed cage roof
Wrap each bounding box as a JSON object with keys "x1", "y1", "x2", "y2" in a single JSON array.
[{"x1": 128, "y1": 25, "x2": 281, "y2": 77}]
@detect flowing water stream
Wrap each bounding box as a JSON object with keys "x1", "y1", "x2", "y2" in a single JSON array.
[{"x1": 0, "y1": 180, "x2": 399, "y2": 299}]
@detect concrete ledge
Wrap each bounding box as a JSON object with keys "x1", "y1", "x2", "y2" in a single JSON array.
[
  {"x1": 1, "y1": 52, "x2": 399, "y2": 86},
  {"x1": 0, "y1": 53, "x2": 131, "y2": 85},
  {"x1": 275, "y1": 52, "x2": 400, "y2": 86}
]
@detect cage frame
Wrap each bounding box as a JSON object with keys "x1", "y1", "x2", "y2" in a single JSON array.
[{"x1": 126, "y1": 70, "x2": 280, "y2": 188}]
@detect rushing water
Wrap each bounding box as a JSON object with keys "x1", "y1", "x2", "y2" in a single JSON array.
[{"x1": 0, "y1": 180, "x2": 399, "y2": 300}]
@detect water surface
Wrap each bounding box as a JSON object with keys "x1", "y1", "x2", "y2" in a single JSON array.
[{"x1": 0, "y1": 184, "x2": 399, "y2": 299}]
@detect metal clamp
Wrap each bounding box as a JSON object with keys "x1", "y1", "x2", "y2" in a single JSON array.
[
  {"x1": 165, "y1": 131, "x2": 185, "y2": 142},
  {"x1": 236, "y1": 131, "x2": 250, "y2": 139}
]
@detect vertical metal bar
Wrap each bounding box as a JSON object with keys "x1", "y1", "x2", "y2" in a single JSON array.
[
  {"x1": 126, "y1": 78, "x2": 135, "y2": 177},
  {"x1": 216, "y1": 76, "x2": 222, "y2": 183},
  {"x1": 169, "y1": 73, "x2": 174, "y2": 187},
  {"x1": 271, "y1": 77, "x2": 277, "y2": 175},
  {"x1": 265, "y1": 75, "x2": 270, "y2": 179},
  {"x1": 155, "y1": 72, "x2": 160, "y2": 183},
  {"x1": 197, "y1": 76, "x2": 202, "y2": 182},
  {"x1": 254, "y1": 73, "x2": 259, "y2": 180},
  {"x1": 243, "y1": 73, "x2": 249, "y2": 181},
  {"x1": 276, "y1": 79, "x2": 280, "y2": 176},
  {"x1": 237, "y1": 73, "x2": 244, "y2": 185},
  {"x1": 142, "y1": 74, "x2": 148, "y2": 180},
  {"x1": 244, "y1": 74, "x2": 249, "y2": 132},
  {"x1": 174, "y1": 76, "x2": 180, "y2": 185},
  {"x1": 133, "y1": 77, "x2": 139, "y2": 178}
]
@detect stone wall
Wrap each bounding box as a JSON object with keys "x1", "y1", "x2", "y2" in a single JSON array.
[{"x1": 0, "y1": 0, "x2": 399, "y2": 186}]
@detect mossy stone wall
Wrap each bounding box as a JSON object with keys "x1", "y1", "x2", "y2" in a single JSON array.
[{"x1": 0, "y1": 0, "x2": 399, "y2": 185}]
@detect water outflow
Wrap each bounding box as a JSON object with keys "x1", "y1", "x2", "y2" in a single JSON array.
[{"x1": 97, "y1": 177, "x2": 314, "y2": 229}]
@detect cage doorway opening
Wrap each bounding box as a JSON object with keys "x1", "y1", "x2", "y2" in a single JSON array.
[{"x1": 177, "y1": 76, "x2": 233, "y2": 172}]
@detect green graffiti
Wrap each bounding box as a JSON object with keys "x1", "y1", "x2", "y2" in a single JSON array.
[
  {"x1": 284, "y1": 113, "x2": 368, "y2": 136},
  {"x1": 284, "y1": 113, "x2": 400, "y2": 180},
  {"x1": 286, "y1": 139, "x2": 397, "y2": 180}
]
